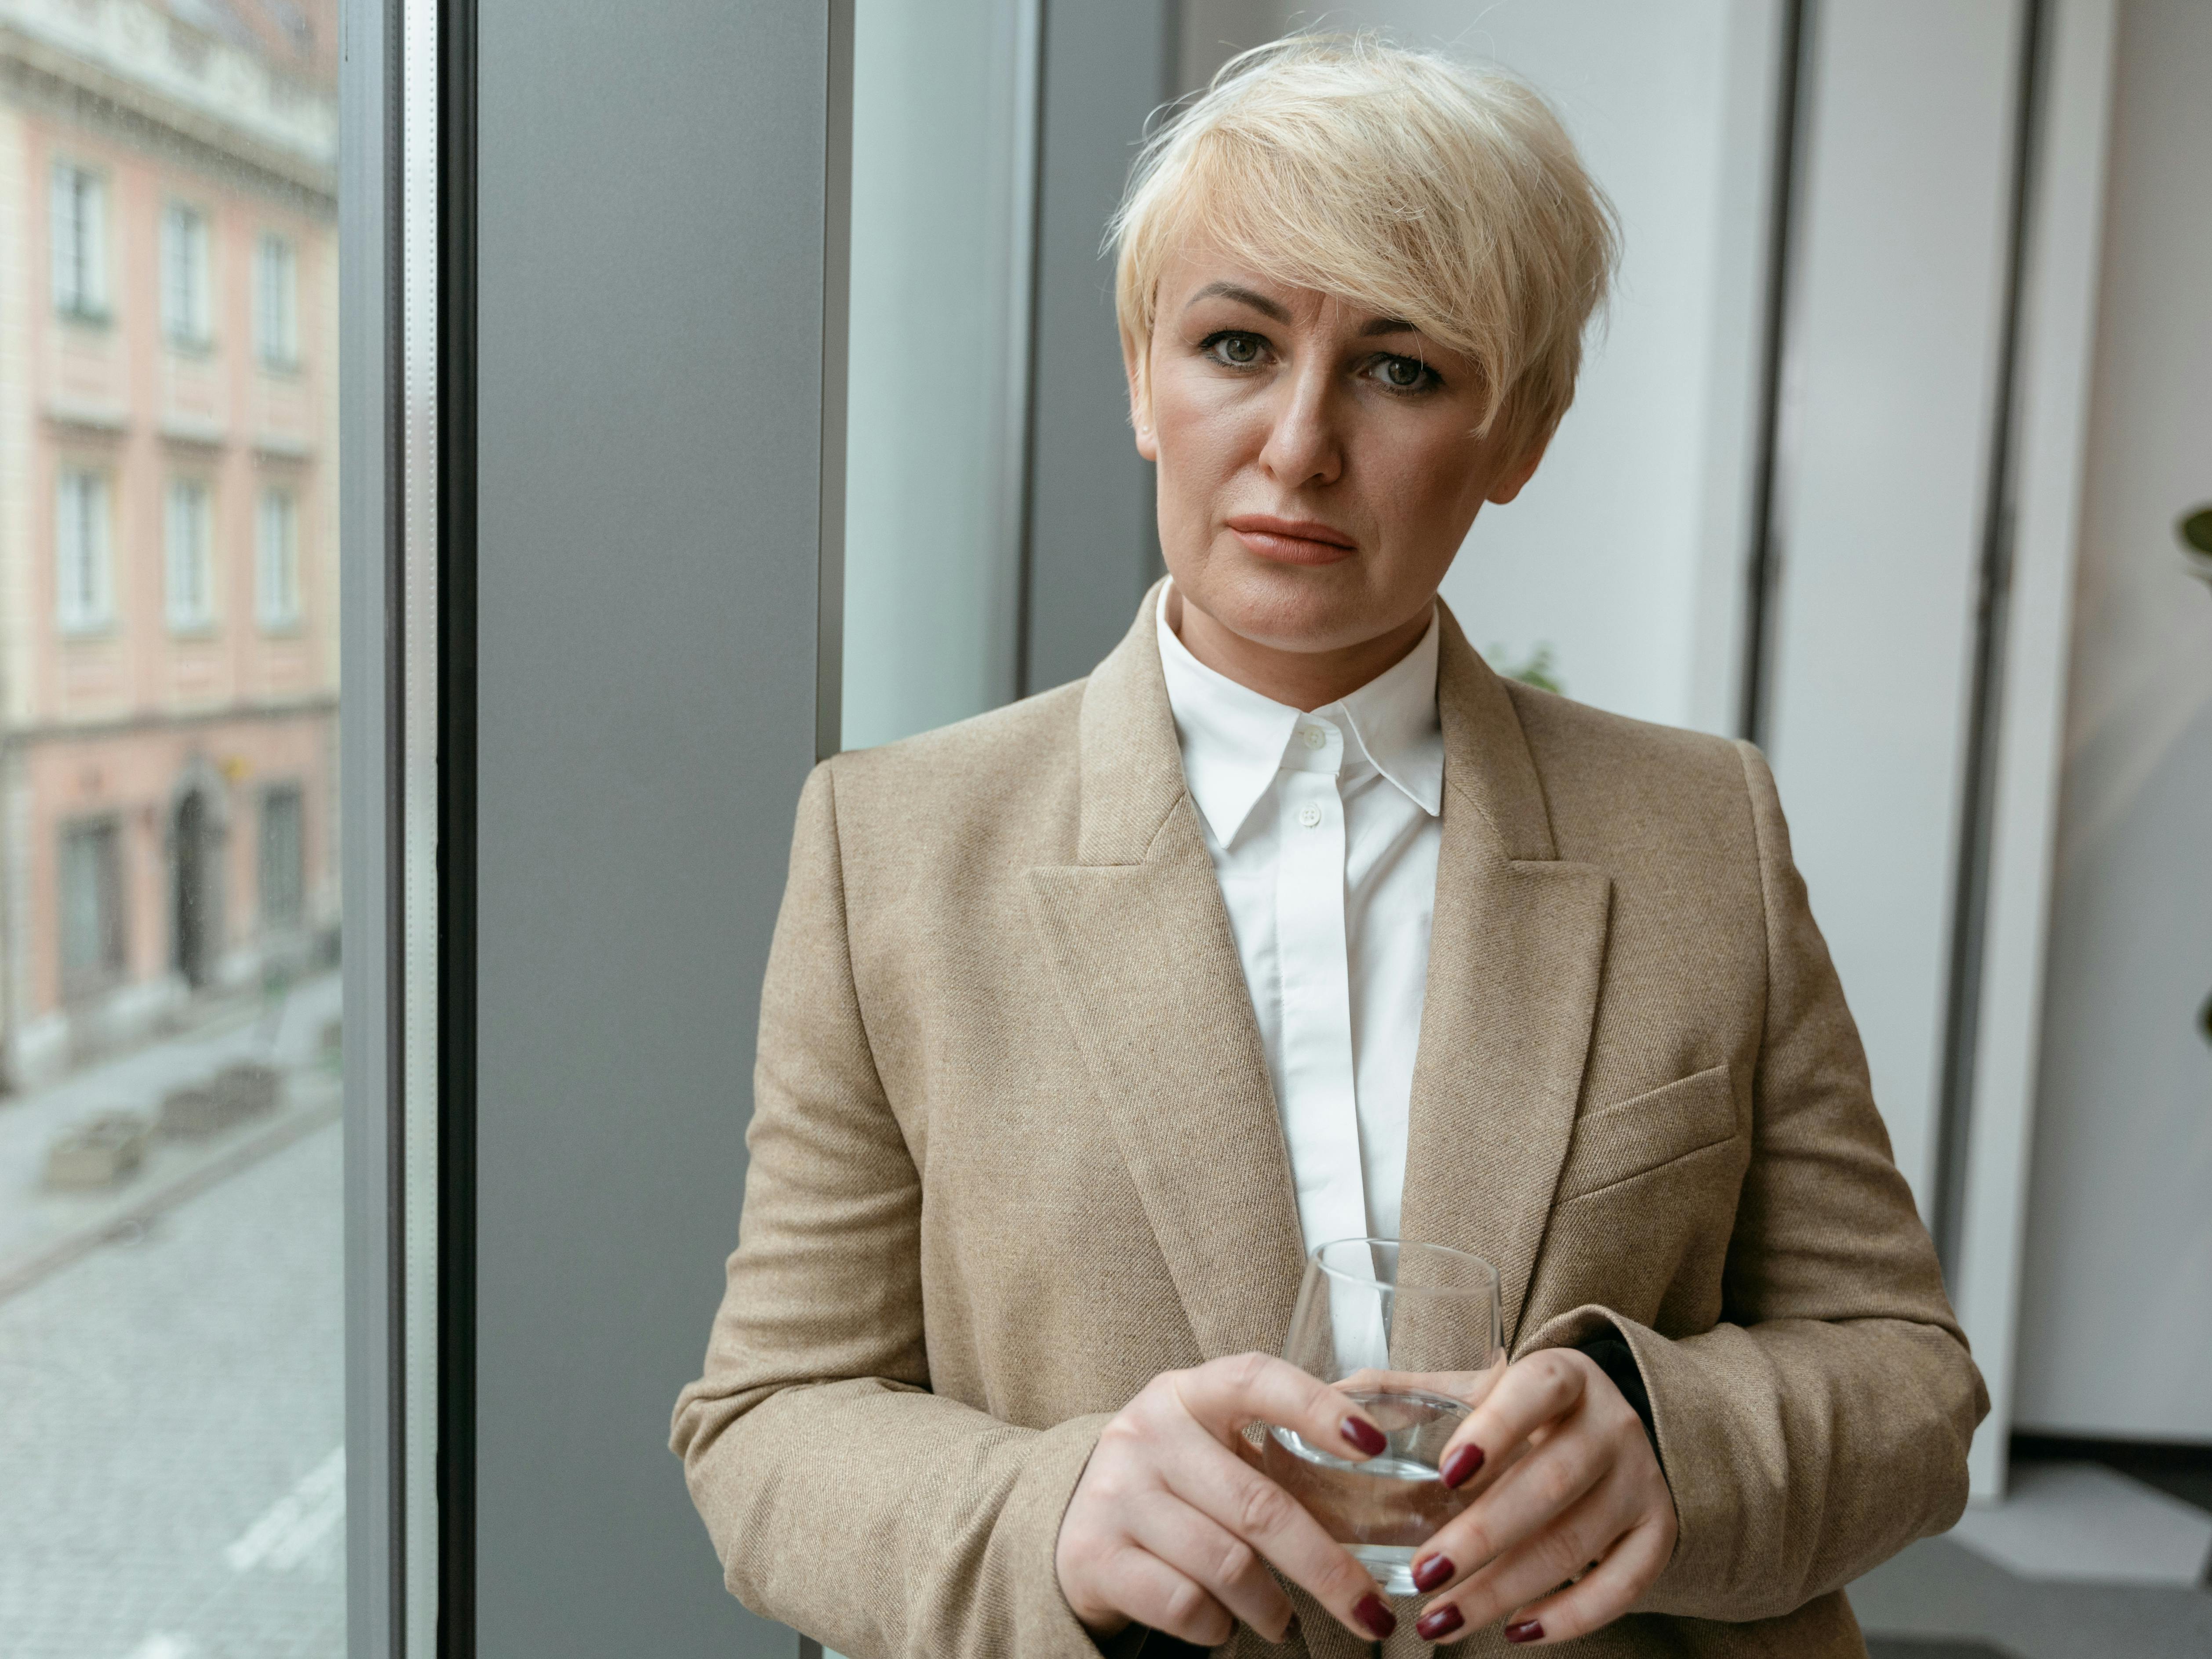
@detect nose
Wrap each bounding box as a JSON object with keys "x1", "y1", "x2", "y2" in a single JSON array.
[{"x1": 1256, "y1": 353, "x2": 1343, "y2": 489}]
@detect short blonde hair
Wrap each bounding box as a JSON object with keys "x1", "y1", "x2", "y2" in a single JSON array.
[{"x1": 1113, "y1": 34, "x2": 1618, "y2": 458}]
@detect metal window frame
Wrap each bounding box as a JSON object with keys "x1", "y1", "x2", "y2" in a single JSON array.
[
  {"x1": 346, "y1": 0, "x2": 859, "y2": 1651},
  {"x1": 338, "y1": 0, "x2": 406, "y2": 1649}
]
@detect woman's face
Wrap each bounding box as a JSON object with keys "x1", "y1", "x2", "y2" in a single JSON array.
[{"x1": 1132, "y1": 242, "x2": 1546, "y2": 660}]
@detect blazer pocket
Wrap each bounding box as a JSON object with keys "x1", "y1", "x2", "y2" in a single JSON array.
[{"x1": 1555, "y1": 1063, "x2": 1737, "y2": 1204}]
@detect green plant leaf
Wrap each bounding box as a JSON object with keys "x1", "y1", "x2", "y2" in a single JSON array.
[{"x1": 2180, "y1": 505, "x2": 2212, "y2": 555}]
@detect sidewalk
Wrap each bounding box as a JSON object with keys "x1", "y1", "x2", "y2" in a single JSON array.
[
  {"x1": 0, "y1": 1118, "x2": 345, "y2": 1659},
  {"x1": 0, "y1": 971, "x2": 343, "y2": 1302}
]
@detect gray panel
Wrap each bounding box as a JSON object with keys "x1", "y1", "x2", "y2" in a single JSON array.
[
  {"x1": 473, "y1": 1, "x2": 840, "y2": 1652},
  {"x1": 338, "y1": 0, "x2": 398, "y2": 1651},
  {"x1": 1022, "y1": 0, "x2": 1177, "y2": 693},
  {"x1": 1758, "y1": 0, "x2": 2022, "y2": 1213}
]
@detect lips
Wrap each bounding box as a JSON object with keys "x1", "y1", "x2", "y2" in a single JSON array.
[{"x1": 1225, "y1": 513, "x2": 1358, "y2": 566}]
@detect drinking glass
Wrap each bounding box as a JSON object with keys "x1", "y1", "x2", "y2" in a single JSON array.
[{"x1": 1260, "y1": 1237, "x2": 1506, "y2": 1595}]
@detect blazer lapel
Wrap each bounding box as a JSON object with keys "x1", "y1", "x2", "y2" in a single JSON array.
[
  {"x1": 1026, "y1": 586, "x2": 1309, "y2": 1363},
  {"x1": 1397, "y1": 611, "x2": 1613, "y2": 1348}
]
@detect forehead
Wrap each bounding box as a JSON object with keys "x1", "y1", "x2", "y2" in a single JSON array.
[{"x1": 1160, "y1": 246, "x2": 1415, "y2": 334}]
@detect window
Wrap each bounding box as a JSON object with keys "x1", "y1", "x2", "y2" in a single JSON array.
[
  {"x1": 59, "y1": 818, "x2": 126, "y2": 993},
  {"x1": 162, "y1": 201, "x2": 213, "y2": 347},
  {"x1": 166, "y1": 478, "x2": 216, "y2": 631},
  {"x1": 50, "y1": 162, "x2": 107, "y2": 320},
  {"x1": 10, "y1": 18, "x2": 347, "y2": 1659},
  {"x1": 258, "y1": 783, "x2": 305, "y2": 932},
  {"x1": 257, "y1": 488, "x2": 300, "y2": 628},
  {"x1": 56, "y1": 467, "x2": 113, "y2": 633},
  {"x1": 256, "y1": 232, "x2": 298, "y2": 367}
]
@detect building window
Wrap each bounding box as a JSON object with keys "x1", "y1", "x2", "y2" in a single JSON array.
[
  {"x1": 162, "y1": 201, "x2": 214, "y2": 347},
  {"x1": 167, "y1": 479, "x2": 216, "y2": 632},
  {"x1": 56, "y1": 468, "x2": 113, "y2": 633},
  {"x1": 258, "y1": 783, "x2": 305, "y2": 932},
  {"x1": 60, "y1": 818, "x2": 127, "y2": 994},
  {"x1": 51, "y1": 163, "x2": 108, "y2": 321},
  {"x1": 256, "y1": 232, "x2": 298, "y2": 368},
  {"x1": 257, "y1": 488, "x2": 301, "y2": 628}
]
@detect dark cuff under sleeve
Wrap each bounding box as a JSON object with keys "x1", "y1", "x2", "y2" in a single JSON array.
[
  {"x1": 1576, "y1": 1333, "x2": 1659, "y2": 1455},
  {"x1": 1097, "y1": 1625, "x2": 1208, "y2": 1659}
]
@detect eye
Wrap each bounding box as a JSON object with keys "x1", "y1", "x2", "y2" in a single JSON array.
[
  {"x1": 1201, "y1": 330, "x2": 1267, "y2": 368},
  {"x1": 1371, "y1": 353, "x2": 1439, "y2": 393}
]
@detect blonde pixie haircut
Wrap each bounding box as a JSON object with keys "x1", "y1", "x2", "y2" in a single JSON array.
[{"x1": 1113, "y1": 34, "x2": 1618, "y2": 460}]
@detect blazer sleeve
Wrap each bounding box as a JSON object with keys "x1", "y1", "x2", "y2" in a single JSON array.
[
  {"x1": 1527, "y1": 741, "x2": 1989, "y2": 1622},
  {"x1": 669, "y1": 763, "x2": 1111, "y2": 1659}
]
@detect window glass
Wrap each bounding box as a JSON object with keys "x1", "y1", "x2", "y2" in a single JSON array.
[
  {"x1": 258, "y1": 785, "x2": 306, "y2": 935},
  {"x1": 55, "y1": 466, "x2": 113, "y2": 633},
  {"x1": 258, "y1": 488, "x2": 301, "y2": 629},
  {"x1": 163, "y1": 201, "x2": 212, "y2": 347},
  {"x1": 166, "y1": 478, "x2": 216, "y2": 631},
  {"x1": 51, "y1": 162, "x2": 108, "y2": 320},
  {"x1": 59, "y1": 818, "x2": 126, "y2": 993},
  {"x1": 1, "y1": 5, "x2": 344, "y2": 1656},
  {"x1": 257, "y1": 233, "x2": 299, "y2": 368}
]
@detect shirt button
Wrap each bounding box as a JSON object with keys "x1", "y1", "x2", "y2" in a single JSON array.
[
  {"x1": 1297, "y1": 803, "x2": 1322, "y2": 828},
  {"x1": 1300, "y1": 726, "x2": 1326, "y2": 750}
]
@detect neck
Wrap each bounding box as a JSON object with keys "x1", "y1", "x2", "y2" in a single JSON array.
[{"x1": 1169, "y1": 590, "x2": 1435, "y2": 711}]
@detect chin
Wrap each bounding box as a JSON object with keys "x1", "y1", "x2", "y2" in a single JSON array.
[{"x1": 1194, "y1": 566, "x2": 1389, "y2": 655}]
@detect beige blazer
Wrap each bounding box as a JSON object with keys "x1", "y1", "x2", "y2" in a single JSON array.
[{"x1": 672, "y1": 590, "x2": 1986, "y2": 1659}]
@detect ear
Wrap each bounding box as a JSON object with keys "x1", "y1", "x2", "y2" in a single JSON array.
[
  {"x1": 1124, "y1": 331, "x2": 1158, "y2": 462},
  {"x1": 1485, "y1": 432, "x2": 1552, "y2": 506}
]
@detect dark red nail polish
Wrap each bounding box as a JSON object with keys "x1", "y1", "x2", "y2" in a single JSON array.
[
  {"x1": 1415, "y1": 1603, "x2": 1464, "y2": 1641},
  {"x1": 1354, "y1": 1593, "x2": 1397, "y2": 1639},
  {"x1": 1342, "y1": 1415, "x2": 1387, "y2": 1457},
  {"x1": 1441, "y1": 1444, "x2": 1486, "y2": 1488},
  {"x1": 1411, "y1": 1553, "x2": 1455, "y2": 1592},
  {"x1": 1505, "y1": 1619, "x2": 1545, "y2": 1644}
]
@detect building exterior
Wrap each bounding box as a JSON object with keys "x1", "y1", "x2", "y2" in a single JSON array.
[{"x1": 0, "y1": 0, "x2": 337, "y2": 1088}]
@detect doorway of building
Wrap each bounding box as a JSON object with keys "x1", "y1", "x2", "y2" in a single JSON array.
[{"x1": 171, "y1": 787, "x2": 220, "y2": 991}]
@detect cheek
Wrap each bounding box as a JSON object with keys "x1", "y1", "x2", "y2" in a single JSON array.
[
  {"x1": 1363, "y1": 426, "x2": 1488, "y2": 546},
  {"x1": 1151, "y1": 372, "x2": 1263, "y2": 496}
]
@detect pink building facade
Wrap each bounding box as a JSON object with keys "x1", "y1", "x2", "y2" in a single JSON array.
[{"x1": 0, "y1": 0, "x2": 338, "y2": 1086}]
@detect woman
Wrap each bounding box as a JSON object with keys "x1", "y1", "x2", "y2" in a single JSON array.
[{"x1": 673, "y1": 36, "x2": 1983, "y2": 1658}]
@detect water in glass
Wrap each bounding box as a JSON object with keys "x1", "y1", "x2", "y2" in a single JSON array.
[{"x1": 1266, "y1": 1238, "x2": 1505, "y2": 1597}]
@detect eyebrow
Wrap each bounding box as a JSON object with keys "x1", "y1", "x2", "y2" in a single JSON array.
[
  {"x1": 1185, "y1": 280, "x2": 1289, "y2": 321},
  {"x1": 1183, "y1": 280, "x2": 1424, "y2": 341}
]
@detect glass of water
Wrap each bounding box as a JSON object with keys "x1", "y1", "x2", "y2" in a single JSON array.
[{"x1": 1260, "y1": 1238, "x2": 1506, "y2": 1595}]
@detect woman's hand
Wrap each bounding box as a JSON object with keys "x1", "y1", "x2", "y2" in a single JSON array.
[
  {"x1": 1403, "y1": 1348, "x2": 1675, "y2": 1646},
  {"x1": 1055, "y1": 1353, "x2": 1405, "y2": 1648}
]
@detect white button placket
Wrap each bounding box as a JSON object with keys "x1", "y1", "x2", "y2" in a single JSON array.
[{"x1": 1273, "y1": 717, "x2": 1367, "y2": 1252}]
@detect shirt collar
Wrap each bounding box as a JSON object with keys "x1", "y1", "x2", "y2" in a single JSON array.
[{"x1": 1155, "y1": 584, "x2": 1443, "y2": 848}]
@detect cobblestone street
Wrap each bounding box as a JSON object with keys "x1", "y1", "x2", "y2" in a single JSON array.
[{"x1": 0, "y1": 1118, "x2": 344, "y2": 1659}]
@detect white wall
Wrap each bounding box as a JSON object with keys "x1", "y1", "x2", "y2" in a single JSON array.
[
  {"x1": 2013, "y1": 0, "x2": 2212, "y2": 1441},
  {"x1": 1283, "y1": 0, "x2": 1781, "y2": 734},
  {"x1": 1761, "y1": 0, "x2": 2024, "y2": 1215},
  {"x1": 840, "y1": 0, "x2": 1031, "y2": 750}
]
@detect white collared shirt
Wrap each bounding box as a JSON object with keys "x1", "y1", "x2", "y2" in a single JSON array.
[{"x1": 1156, "y1": 587, "x2": 1444, "y2": 1252}]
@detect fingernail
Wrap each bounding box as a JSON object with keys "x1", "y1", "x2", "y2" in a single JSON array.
[
  {"x1": 1415, "y1": 1603, "x2": 1464, "y2": 1641},
  {"x1": 1505, "y1": 1619, "x2": 1545, "y2": 1644},
  {"x1": 1354, "y1": 1593, "x2": 1397, "y2": 1638},
  {"x1": 1411, "y1": 1553, "x2": 1455, "y2": 1592},
  {"x1": 1441, "y1": 1444, "x2": 1485, "y2": 1488},
  {"x1": 1341, "y1": 1415, "x2": 1388, "y2": 1457}
]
